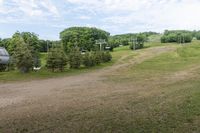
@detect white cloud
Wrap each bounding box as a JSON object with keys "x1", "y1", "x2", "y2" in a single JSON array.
[
  {"x1": 66, "y1": 0, "x2": 200, "y2": 33},
  {"x1": 1, "y1": 0, "x2": 200, "y2": 39},
  {"x1": 40, "y1": 0, "x2": 59, "y2": 17},
  {"x1": 0, "y1": 0, "x2": 59, "y2": 23},
  {"x1": 0, "y1": 0, "x2": 3, "y2": 5},
  {"x1": 66, "y1": 0, "x2": 154, "y2": 12},
  {"x1": 79, "y1": 15, "x2": 91, "y2": 20}
]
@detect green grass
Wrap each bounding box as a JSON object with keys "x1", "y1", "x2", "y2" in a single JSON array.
[
  {"x1": 111, "y1": 40, "x2": 200, "y2": 82},
  {"x1": 100, "y1": 40, "x2": 200, "y2": 132},
  {"x1": 53, "y1": 41, "x2": 200, "y2": 132},
  {"x1": 40, "y1": 52, "x2": 47, "y2": 67},
  {"x1": 0, "y1": 46, "x2": 133, "y2": 82},
  {"x1": 0, "y1": 62, "x2": 115, "y2": 83},
  {"x1": 2, "y1": 41, "x2": 200, "y2": 132}
]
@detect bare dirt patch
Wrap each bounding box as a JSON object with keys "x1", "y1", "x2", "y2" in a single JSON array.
[{"x1": 1, "y1": 46, "x2": 187, "y2": 132}]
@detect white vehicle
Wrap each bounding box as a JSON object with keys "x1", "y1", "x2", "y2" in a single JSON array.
[{"x1": 0, "y1": 47, "x2": 10, "y2": 64}]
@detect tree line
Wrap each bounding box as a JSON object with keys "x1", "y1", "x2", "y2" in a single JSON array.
[
  {"x1": 109, "y1": 32, "x2": 158, "y2": 49},
  {"x1": 3, "y1": 27, "x2": 198, "y2": 73},
  {"x1": 160, "y1": 30, "x2": 200, "y2": 43},
  {"x1": 0, "y1": 27, "x2": 113, "y2": 73}
]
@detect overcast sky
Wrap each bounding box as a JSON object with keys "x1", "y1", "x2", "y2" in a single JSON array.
[{"x1": 0, "y1": 0, "x2": 200, "y2": 40}]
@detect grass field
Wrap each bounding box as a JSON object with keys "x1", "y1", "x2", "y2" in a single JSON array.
[
  {"x1": 103, "y1": 41, "x2": 200, "y2": 132},
  {"x1": 0, "y1": 42, "x2": 173, "y2": 82},
  {"x1": 1, "y1": 40, "x2": 200, "y2": 132}
]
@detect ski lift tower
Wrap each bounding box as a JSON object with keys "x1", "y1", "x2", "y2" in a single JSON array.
[{"x1": 95, "y1": 39, "x2": 106, "y2": 51}]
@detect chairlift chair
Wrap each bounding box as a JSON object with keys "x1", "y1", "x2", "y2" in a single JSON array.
[
  {"x1": 33, "y1": 67, "x2": 41, "y2": 71},
  {"x1": 105, "y1": 46, "x2": 111, "y2": 50},
  {"x1": 81, "y1": 49, "x2": 87, "y2": 55}
]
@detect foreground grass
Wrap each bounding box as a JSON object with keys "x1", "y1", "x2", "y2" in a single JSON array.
[
  {"x1": 103, "y1": 40, "x2": 200, "y2": 132},
  {"x1": 1, "y1": 41, "x2": 200, "y2": 132}
]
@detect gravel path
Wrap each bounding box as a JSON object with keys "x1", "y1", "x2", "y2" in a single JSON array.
[{"x1": 0, "y1": 46, "x2": 177, "y2": 132}]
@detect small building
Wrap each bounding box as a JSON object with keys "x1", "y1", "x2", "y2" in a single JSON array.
[{"x1": 0, "y1": 47, "x2": 10, "y2": 64}]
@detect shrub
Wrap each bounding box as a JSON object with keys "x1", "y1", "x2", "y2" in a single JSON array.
[
  {"x1": 82, "y1": 51, "x2": 112, "y2": 67},
  {"x1": 8, "y1": 56, "x2": 16, "y2": 71},
  {"x1": 129, "y1": 34, "x2": 146, "y2": 50},
  {"x1": 92, "y1": 51, "x2": 102, "y2": 65},
  {"x1": 82, "y1": 52, "x2": 94, "y2": 67},
  {"x1": 14, "y1": 44, "x2": 34, "y2": 73},
  {"x1": 0, "y1": 64, "x2": 7, "y2": 72},
  {"x1": 161, "y1": 31, "x2": 193, "y2": 43},
  {"x1": 196, "y1": 32, "x2": 200, "y2": 40},
  {"x1": 102, "y1": 51, "x2": 112, "y2": 62},
  {"x1": 69, "y1": 48, "x2": 82, "y2": 69},
  {"x1": 46, "y1": 47, "x2": 67, "y2": 72}
]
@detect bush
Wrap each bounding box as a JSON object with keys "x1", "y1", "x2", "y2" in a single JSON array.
[
  {"x1": 69, "y1": 48, "x2": 82, "y2": 69},
  {"x1": 14, "y1": 44, "x2": 34, "y2": 73},
  {"x1": 82, "y1": 51, "x2": 112, "y2": 67},
  {"x1": 8, "y1": 56, "x2": 16, "y2": 71},
  {"x1": 46, "y1": 47, "x2": 67, "y2": 72},
  {"x1": 82, "y1": 52, "x2": 94, "y2": 67},
  {"x1": 129, "y1": 34, "x2": 146, "y2": 50},
  {"x1": 92, "y1": 51, "x2": 102, "y2": 65},
  {"x1": 0, "y1": 64, "x2": 7, "y2": 72},
  {"x1": 130, "y1": 43, "x2": 143, "y2": 50},
  {"x1": 196, "y1": 32, "x2": 200, "y2": 40},
  {"x1": 161, "y1": 31, "x2": 193, "y2": 43},
  {"x1": 102, "y1": 51, "x2": 112, "y2": 62}
]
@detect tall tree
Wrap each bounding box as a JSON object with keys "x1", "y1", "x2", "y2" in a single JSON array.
[
  {"x1": 60, "y1": 27, "x2": 110, "y2": 52},
  {"x1": 12, "y1": 35, "x2": 34, "y2": 73}
]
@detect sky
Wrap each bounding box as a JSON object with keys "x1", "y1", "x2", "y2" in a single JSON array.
[{"x1": 1, "y1": 0, "x2": 200, "y2": 40}]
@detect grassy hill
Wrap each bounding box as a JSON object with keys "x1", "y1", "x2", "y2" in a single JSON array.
[{"x1": 1, "y1": 40, "x2": 200, "y2": 132}]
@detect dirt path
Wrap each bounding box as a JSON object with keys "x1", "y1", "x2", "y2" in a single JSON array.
[
  {"x1": 0, "y1": 46, "x2": 175, "y2": 109},
  {"x1": 0, "y1": 46, "x2": 182, "y2": 132}
]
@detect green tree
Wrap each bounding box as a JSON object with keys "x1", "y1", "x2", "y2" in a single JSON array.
[
  {"x1": 0, "y1": 38, "x2": 12, "y2": 52},
  {"x1": 60, "y1": 27, "x2": 110, "y2": 52},
  {"x1": 102, "y1": 51, "x2": 112, "y2": 62},
  {"x1": 13, "y1": 38, "x2": 34, "y2": 73},
  {"x1": 130, "y1": 34, "x2": 146, "y2": 50},
  {"x1": 195, "y1": 32, "x2": 200, "y2": 40},
  {"x1": 68, "y1": 48, "x2": 82, "y2": 69},
  {"x1": 161, "y1": 30, "x2": 193, "y2": 43},
  {"x1": 21, "y1": 32, "x2": 40, "y2": 52},
  {"x1": 9, "y1": 32, "x2": 22, "y2": 55},
  {"x1": 46, "y1": 47, "x2": 67, "y2": 72},
  {"x1": 82, "y1": 52, "x2": 93, "y2": 67},
  {"x1": 92, "y1": 51, "x2": 102, "y2": 65}
]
